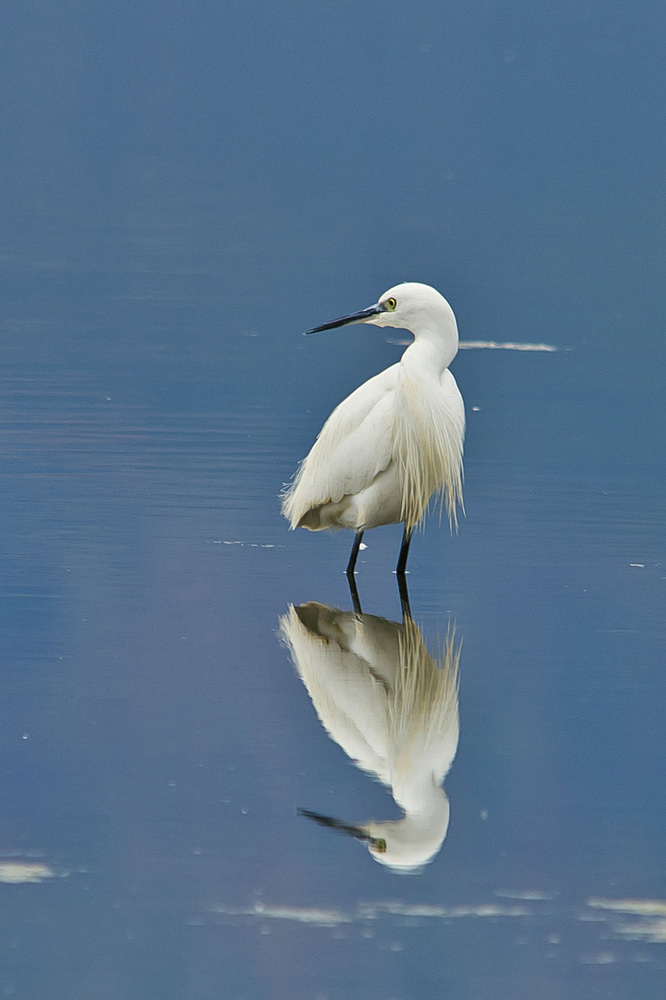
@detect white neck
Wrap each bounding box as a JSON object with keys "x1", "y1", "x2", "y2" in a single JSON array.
[
  {"x1": 370, "y1": 783, "x2": 451, "y2": 869},
  {"x1": 400, "y1": 311, "x2": 459, "y2": 379}
]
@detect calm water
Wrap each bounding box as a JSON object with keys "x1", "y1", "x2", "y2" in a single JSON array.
[{"x1": 1, "y1": 3, "x2": 665, "y2": 998}]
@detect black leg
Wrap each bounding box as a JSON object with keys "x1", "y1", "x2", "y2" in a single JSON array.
[
  {"x1": 395, "y1": 524, "x2": 413, "y2": 575},
  {"x1": 346, "y1": 529, "x2": 364, "y2": 578}
]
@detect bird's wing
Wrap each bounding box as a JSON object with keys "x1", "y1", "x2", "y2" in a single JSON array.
[
  {"x1": 279, "y1": 606, "x2": 392, "y2": 784},
  {"x1": 282, "y1": 364, "x2": 399, "y2": 525}
]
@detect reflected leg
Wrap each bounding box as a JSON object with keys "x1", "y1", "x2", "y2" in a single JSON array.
[
  {"x1": 396, "y1": 572, "x2": 412, "y2": 622},
  {"x1": 347, "y1": 573, "x2": 363, "y2": 616}
]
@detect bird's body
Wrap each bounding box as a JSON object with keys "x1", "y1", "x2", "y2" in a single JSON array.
[{"x1": 281, "y1": 282, "x2": 465, "y2": 573}]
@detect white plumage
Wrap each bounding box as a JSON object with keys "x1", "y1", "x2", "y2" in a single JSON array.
[
  {"x1": 281, "y1": 282, "x2": 465, "y2": 573},
  {"x1": 280, "y1": 600, "x2": 460, "y2": 871}
]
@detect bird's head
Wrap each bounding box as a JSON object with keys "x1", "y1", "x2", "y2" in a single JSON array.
[
  {"x1": 305, "y1": 282, "x2": 457, "y2": 341},
  {"x1": 298, "y1": 805, "x2": 449, "y2": 874}
]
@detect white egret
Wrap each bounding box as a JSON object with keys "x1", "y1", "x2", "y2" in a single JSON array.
[
  {"x1": 280, "y1": 598, "x2": 460, "y2": 872},
  {"x1": 281, "y1": 282, "x2": 465, "y2": 575}
]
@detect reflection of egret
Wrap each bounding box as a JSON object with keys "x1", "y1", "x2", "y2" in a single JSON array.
[
  {"x1": 281, "y1": 282, "x2": 465, "y2": 575},
  {"x1": 280, "y1": 596, "x2": 460, "y2": 872}
]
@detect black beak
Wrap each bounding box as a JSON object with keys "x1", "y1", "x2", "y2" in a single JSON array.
[
  {"x1": 305, "y1": 304, "x2": 382, "y2": 335},
  {"x1": 298, "y1": 808, "x2": 378, "y2": 846}
]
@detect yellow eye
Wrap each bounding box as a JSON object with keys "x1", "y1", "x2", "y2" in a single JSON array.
[
  {"x1": 386, "y1": 297, "x2": 397, "y2": 311},
  {"x1": 372, "y1": 838, "x2": 387, "y2": 853}
]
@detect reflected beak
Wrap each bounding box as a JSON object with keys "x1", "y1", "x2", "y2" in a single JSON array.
[
  {"x1": 298, "y1": 808, "x2": 381, "y2": 848},
  {"x1": 305, "y1": 304, "x2": 383, "y2": 335}
]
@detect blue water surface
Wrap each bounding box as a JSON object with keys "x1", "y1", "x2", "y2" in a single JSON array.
[{"x1": 1, "y1": 2, "x2": 665, "y2": 998}]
